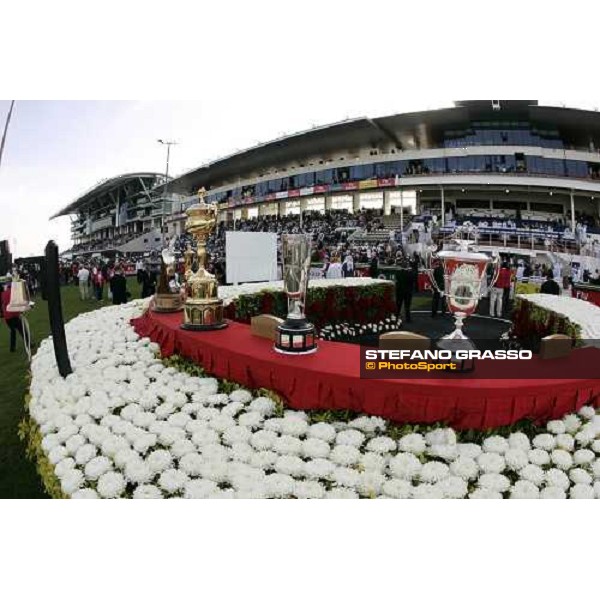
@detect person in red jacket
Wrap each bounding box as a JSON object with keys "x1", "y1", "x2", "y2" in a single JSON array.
[
  {"x1": 490, "y1": 263, "x2": 511, "y2": 318},
  {"x1": 1, "y1": 282, "x2": 25, "y2": 352}
]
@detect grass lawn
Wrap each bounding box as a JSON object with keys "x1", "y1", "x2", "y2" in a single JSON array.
[{"x1": 0, "y1": 279, "x2": 141, "y2": 499}]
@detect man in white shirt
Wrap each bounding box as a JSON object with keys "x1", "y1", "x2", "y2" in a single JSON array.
[{"x1": 77, "y1": 265, "x2": 90, "y2": 300}]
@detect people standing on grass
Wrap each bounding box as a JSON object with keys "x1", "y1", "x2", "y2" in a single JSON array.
[
  {"x1": 395, "y1": 257, "x2": 414, "y2": 323},
  {"x1": 94, "y1": 266, "x2": 104, "y2": 301},
  {"x1": 431, "y1": 259, "x2": 446, "y2": 318},
  {"x1": 0, "y1": 281, "x2": 29, "y2": 353},
  {"x1": 540, "y1": 271, "x2": 561, "y2": 295},
  {"x1": 490, "y1": 262, "x2": 511, "y2": 318},
  {"x1": 110, "y1": 266, "x2": 129, "y2": 304},
  {"x1": 77, "y1": 264, "x2": 90, "y2": 300}
]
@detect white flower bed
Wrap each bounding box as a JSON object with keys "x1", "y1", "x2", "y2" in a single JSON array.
[
  {"x1": 27, "y1": 301, "x2": 600, "y2": 499},
  {"x1": 218, "y1": 277, "x2": 392, "y2": 307},
  {"x1": 516, "y1": 293, "x2": 600, "y2": 341}
]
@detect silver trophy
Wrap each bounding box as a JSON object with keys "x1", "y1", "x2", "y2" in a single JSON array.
[
  {"x1": 425, "y1": 222, "x2": 499, "y2": 348},
  {"x1": 274, "y1": 234, "x2": 317, "y2": 354}
]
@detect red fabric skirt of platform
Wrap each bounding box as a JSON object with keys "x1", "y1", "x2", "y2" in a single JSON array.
[{"x1": 131, "y1": 311, "x2": 600, "y2": 430}]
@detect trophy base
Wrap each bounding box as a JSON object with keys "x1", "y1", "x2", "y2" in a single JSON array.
[
  {"x1": 274, "y1": 318, "x2": 317, "y2": 355},
  {"x1": 152, "y1": 293, "x2": 183, "y2": 313},
  {"x1": 181, "y1": 321, "x2": 229, "y2": 331}
]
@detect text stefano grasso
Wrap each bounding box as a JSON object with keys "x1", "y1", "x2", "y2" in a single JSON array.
[{"x1": 364, "y1": 349, "x2": 533, "y2": 361}]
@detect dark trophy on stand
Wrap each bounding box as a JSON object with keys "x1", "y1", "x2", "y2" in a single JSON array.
[{"x1": 274, "y1": 234, "x2": 317, "y2": 355}]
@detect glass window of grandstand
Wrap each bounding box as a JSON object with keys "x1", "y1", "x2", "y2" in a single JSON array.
[
  {"x1": 234, "y1": 209, "x2": 243, "y2": 220},
  {"x1": 389, "y1": 190, "x2": 417, "y2": 215},
  {"x1": 260, "y1": 202, "x2": 278, "y2": 217},
  {"x1": 305, "y1": 196, "x2": 325, "y2": 213},
  {"x1": 284, "y1": 200, "x2": 301, "y2": 216},
  {"x1": 247, "y1": 206, "x2": 259, "y2": 219},
  {"x1": 359, "y1": 192, "x2": 383, "y2": 210},
  {"x1": 330, "y1": 195, "x2": 353, "y2": 212},
  {"x1": 350, "y1": 164, "x2": 375, "y2": 181}
]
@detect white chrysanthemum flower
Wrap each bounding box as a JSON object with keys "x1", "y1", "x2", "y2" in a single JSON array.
[
  {"x1": 365, "y1": 436, "x2": 396, "y2": 454},
  {"x1": 48, "y1": 445, "x2": 69, "y2": 465},
  {"x1": 528, "y1": 448, "x2": 550, "y2": 466},
  {"x1": 237, "y1": 412, "x2": 263, "y2": 429},
  {"x1": 427, "y1": 444, "x2": 458, "y2": 461},
  {"x1": 449, "y1": 457, "x2": 479, "y2": 481},
  {"x1": 229, "y1": 389, "x2": 253, "y2": 404},
  {"x1": 482, "y1": 436, "x2": 509, "y2": 455},
  {"x1": 182, "y1": 480, "x2": 218, "y2": 499},
  {"x1": 132, "y1": 411, "x2": 156, "y2": 429},
  {"x1": 264, "y1": 473, "x2": 295, "y2": 498},
  {"x1": 65, "y1": 434, "x2": 86, "y2": 454},
  {"x1": 546, "y1": 420, "x2": 566, "y2": 435},
  {"x1": 419, "y1": 461, "x2": 449, "y2": 484},
  {"x1": 477, "y1": 473, "x2": 510, "y2": 493},
  {"x1": 273, "y1": 435, "x2": 303, "y2": 456},
  {"x1": 279, "y1": 417, "x2": 309, "y2": 437},
  {"x1": 274, "y1": 455, "x2": 305, "y2": 477},
  {"x1": 504, "y1": 448, "x2": 529, "y2": 472},
  {"x1": 335, "y1": 429, "x2": 366, "y2": 448},
  {"x1": 437, "y1": 476, "x2": 468, "y2": 499},
  {"x1": 347, "y1": 416, "x2": 386, "y2": 434},
  {"x1": 411, "y1": 483, "x2": 444, "y2": 499},
  {"x1": 250, "y1": 450, "x2": 278, "y2": 470},
  {"x1": 191, "y1": 429, "x2": 220, "y2": 447},
  {"x1": 198, "y1": 460, "x2": 229, "y2": 483},
  {"x1": 304, "y1": 458, "x2": 335, "y2": 479},
  {"x1": 469, "y1": 488, "x2": 503, "y2": 499},
  {"x1": 200, "y1": 444, "x2": 230, "y2": 463},
  {"x1": 167, "y1": 413, "x2": 191, "y2": 429},
  {"x1": 230, "y1": 443, "x2": 254, "y2": 464},
  {"x1": 146, "y1": 449, "x2": 173, "y2": 474},
  {"x1": 158, "y1": 469, "x2": 189, "y2": 494},
  {"x1": 55, "y1": 457, "x2": 76, "y2": 478},
  {"x1": 540, "y1": 486, "x2": 567, "y2": 499},
  {"x1": 359, "y1": 452, "x2": 387, "y2": 473},
  {"x1": 132, "y1": 433, "x2": 158, "y2": 455},
  {"x1": 97, "y1": 471, "x2": 126, "y2": 498},
  {"x1": 249, "y1": 429, "x2": 278, "y2": 451},
  {"x1": 74, "y1": 444, "x2": 97, "y2": 466},
  {"x1": 205, "y1": 393, "x2": 229, "y2": 407},
  {"x1": 510, "y1": 480, "x2": 539, "y2": 499},
  {"x1": 169, "y1": 439, "x2": 195, "y2": 459},
  {"x1": 477, "y1": 452, "x2": 505, "y2": 474},
  {"x1": 569, "y1": 468, "x2": 593, "y2": 485},
  {"x1": 326, "y1": 488, "x2": 359, "y2": 499},
  {"x1": 330, "y1": 445, "x2": 361, "y2": 466},
  {"x1": 294, "y1": 480, "x2": 325, "y2": 499},
  {"x1": 532, "y1": 434, "x2": 556, "y2": 451},
  {"x1": 262, "y1": 418, "x2": 284, "y2": 433},
  {"x1": 222, "y1": 425, "x2": 252, "y2": 446},
  {"x1": 555, "y1": 433, "x2": 575, "y2": 452},
  {"x1": 563, "y1": 414, "x2": 582, "y2": 434},
  {"x1": 550, "y1": 449, "x2": 573, "y2": 471},
  {"x1": 221, "y1": 401, "x2": 244, "y2": 418},
  {"x1": 381, "y1": 479, "x2": 412, "y2": 499},
  {"x1": 179, "y1": 453, "x2": 204, "y2": 477},
  {"x1": 124, "y1": 459, "x2": 153, "y2": 484},
  {"x1": 207, "y1": 415, "x2": 236, "y2": 433},
  {"x1": 591, "y1": 440, "x2": 600, "y2": 454},
  {"x1": 575, "y1": 427, "x2": 596, "y2": 447},
  {"x1": 41, "y1": 433, "x2": 60, "y2": 452},
  {"x1": 84, "y1": 456, "x2": 112, "y2": 481},
  {"x1": 398, "y1": 433, "x2": 427, "y2": 454},
  {"x1": 578, "y1": 405, "x2": 596, "y2": 420},
  {"x1": 389, "y1": 453, "x2": 422, "y2": 480},
  {"x1": 301, "y1": 438, "x2": 330, "y2": 459},
  {"x1": 591, "y1": 459, "x2": 600, "y2": 480},
  {"x1": 425, "y1": 428, "x2": 457, "y2": 447},
  {"x1": 248, "y1": 397, "x2": 276, "y2": 416},
  {"x1": 519, "y1": 464, "x2": 545, "y2": 486},
  {"x1": 545, "y1": 468, "x2": 570, "y2": 491},
  {"x1": 570, "y1": 484, "x2": 594, "y2": 499},
  {"x1": 574, "y1": 449, "x2": 595, "y2": 466},
  {"x1": 303, "y1": 424, "x2": 334, "y2": 445},
  {"x1": 60, "y1": 469, "x2": 85, "y2": 495},
  {"x1": 133, "y1": 484, "x2": 164, "y2": 499},
  {"x1": 357, "y1": 471, "x2": 386, "y2": 497},
  {"x1": 71, "y1": 488, "x2": 99, "y2": 499},
  {"x1": 457, "y1": 443, "x2": 483, "y2": 459},
  {"x1": 331, "y1": 467, "x2": 361, "y2": 488}
]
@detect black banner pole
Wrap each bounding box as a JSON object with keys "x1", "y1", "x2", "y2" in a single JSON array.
[{"x1": 44, "y1": 241, "x2": 72, "y2": 377}]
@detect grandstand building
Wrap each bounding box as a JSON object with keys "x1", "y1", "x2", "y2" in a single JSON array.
[
  {"x1": 57, "y1": 101, "x2": 600, "y2": 257},
  {"x1": 52, "y1": 172, "x2": 183, "y2": 255}
]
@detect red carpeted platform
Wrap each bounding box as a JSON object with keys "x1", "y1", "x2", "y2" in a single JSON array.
[{"x1": 131, "y1": 311, "x2": 600, "y2": 430}]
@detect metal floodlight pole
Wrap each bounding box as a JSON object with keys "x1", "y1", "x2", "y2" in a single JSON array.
[
  {"x1": 0, "y1": 100, "x2": 16, "y2": 174},
  {"x1": 158, "y1": 139, "x2": 178, "y2": 245}
]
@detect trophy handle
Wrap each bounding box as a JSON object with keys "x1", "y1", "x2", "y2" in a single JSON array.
[
  {"x1": 424, "y1": 246, "x2": 445, "y2": 296},
  {"x1": 480, "y1": 255, "x2": 501, "y2": 297}
]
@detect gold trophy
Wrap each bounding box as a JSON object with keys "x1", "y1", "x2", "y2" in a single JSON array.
[{"x1": 181, "y1": 188, "x2": 227, "y2": 330}]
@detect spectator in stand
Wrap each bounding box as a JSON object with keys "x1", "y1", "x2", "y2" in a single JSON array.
[
  {"x1": 490, "y1": 262, "x2": 511, "y2": 318},
  {"x1": 77, "y1": 264, "x2": 90, "y2": 300},
  {"x1": 540, "y1": 271, "x2": 560, "y2": 295},
  {"x1": 341, "y1": 255, "x2": 354, "y2": 278},
  {"x1": 562, "y1": 262, "x2": 573, "y2": 290},
  {"x1": 369, "y1": 253, "x2": 379, "y2": 279}
]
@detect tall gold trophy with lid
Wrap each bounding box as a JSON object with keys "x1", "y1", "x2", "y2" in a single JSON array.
[{"x1": 181, "y1": 188, "x2": 227, "y2": 330}]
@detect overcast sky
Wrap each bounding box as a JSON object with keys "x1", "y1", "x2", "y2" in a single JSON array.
[{"x1": 2, "y1": 0, "x2": 600, "y2": 258}]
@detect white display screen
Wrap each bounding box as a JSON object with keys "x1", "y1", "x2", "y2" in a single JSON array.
[{"x1": 225, "y1": 232, "x2": 278, "y2": 284}]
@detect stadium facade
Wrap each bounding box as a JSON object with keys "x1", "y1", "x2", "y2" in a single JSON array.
[{"x1": 56, "y1": 100, "x2": 600, "y2": 253}]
